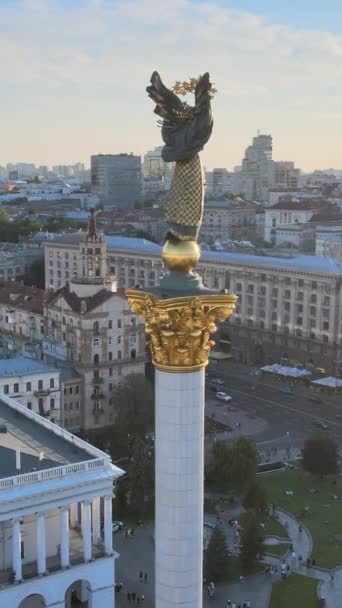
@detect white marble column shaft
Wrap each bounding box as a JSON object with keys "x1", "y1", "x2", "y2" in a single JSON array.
[
  {"x1": 60, "y1": 507, "x2": 70, "y2": 568},
  {"x1": 36, "y1": 512, "x2": 47, "y2": 575},
  {"x1": 92, "y1": 496, "x2": 101, "y2": 543},
  {"x1": 155, "y1": 369, "x2": 205, "y2": 608},
  {"x1": 82, "y1": 501, "x2": 92, "y2": 562},
  {"x1": 70, "y1": 502, "x2": 78, "y2": 528},
  {"x1": 104, "y1": 495, "x2": 113, "y2": 555},
  {"x1": 12, "y1": 519, "x2": 22, "y2": 582}
]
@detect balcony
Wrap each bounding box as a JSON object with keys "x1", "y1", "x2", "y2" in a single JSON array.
[
  {"x1": 34, "y1": 388, "x2": 50, "y2": 397},
  {"x1": 90, "y1": 392, "x2": 105, "y2": 400},
  {"x1": 91, "y1": 376, "x2": 104, "y2": 385}
]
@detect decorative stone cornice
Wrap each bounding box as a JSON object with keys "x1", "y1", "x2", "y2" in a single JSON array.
[{"x1": 126, "y1": 289, "x2": 237, "y2": 373}]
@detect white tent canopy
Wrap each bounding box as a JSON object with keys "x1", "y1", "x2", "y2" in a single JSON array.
[
  {"x1": 260, "y1": 364, "x2": 312, "y2": 378},
  {"x1": 311, "y1": 376, "x2": 342, "y2": 388}
]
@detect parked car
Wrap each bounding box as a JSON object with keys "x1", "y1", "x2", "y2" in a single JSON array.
[
  {"x1": 210, "y1": 377, "x2": 225, "y2": 386},
  {"x1": 280, "y1": 387, "x2": 294, "y2": 395},
  {"x1": 216, "y1": 391, "x2": 232, "y2": 402},
  {"x1": 112, "y1": 520, "x2": 124, "y2": 533}
]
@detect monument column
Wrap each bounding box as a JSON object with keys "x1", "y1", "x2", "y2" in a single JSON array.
[{"x1": 127, "y1": 70, "x2": 237, "y2": 608}]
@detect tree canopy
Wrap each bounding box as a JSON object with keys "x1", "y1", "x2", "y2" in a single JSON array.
[
  {"x1": 302, "y1": 436, "x2": 337, "y2": 477},
  {"x1": 208, "y1": 437, "x2": 258, "y2": 493},
  {"x1": 243, "y1": 481, "x2": 268, "y2": 513},
  {"x1": 240, "y1": 514, "x2": 265, "y2": 574},
  {"x1": 204, "y1": 525, "x2": 229, "y2": 582},
  {"x1": 113, "y1": 374, "x2": 154, "y2": 444}
]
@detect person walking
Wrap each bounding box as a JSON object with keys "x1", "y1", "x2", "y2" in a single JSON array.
[
  {"x1": 144, "y1": 572, "x2": 148, "y2": 583},
  {"x1": 226, "y1": 601, "x2": 231, "y2": 608},
  {"x1": 139, "y1": 570, "x2": 143, "y2": 582},
  {"x1": 330, "y1": 572, "x2": 334, "y2": 583},
  {"x1": 141, "y1": 594, "x2": 145, "y2": 603}
]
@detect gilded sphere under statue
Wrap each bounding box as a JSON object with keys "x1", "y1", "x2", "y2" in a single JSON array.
[{"x1": 162, "y1": 239, "x2": 200, "y2": 273}]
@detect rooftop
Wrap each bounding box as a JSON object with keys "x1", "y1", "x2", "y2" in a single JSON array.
[
  {"x1": 0, "y1": 283, "x2": 45, "y2": 314},
  {"x1": 0, "y1": 395, "x2": 97, "y2": 479},
  {"x1": 103, "y1": 236, "x2": 342, "y2": 275},
  {"x1": 0, "y1": 357, "x2": 59, "y2": 378}
]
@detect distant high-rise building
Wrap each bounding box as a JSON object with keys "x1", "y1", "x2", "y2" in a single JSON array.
[
  {"x1": 205, "y1": 168, "x2": 233, "y2": 197},
  {"x1": 143, "y1": 146, "x2": 174, "y2": 185},
  {"x1": 91, "y1": 153, "x2": 141, "y2": 209},
  {"x1": 273, "y1": 161, "x2": 300, "y2": 190},
  {"x1": 240, "y1": 134, "x2": 274, "y2": 201}
]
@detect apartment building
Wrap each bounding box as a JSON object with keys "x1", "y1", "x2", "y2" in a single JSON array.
[
  {"x1": 264, "y1": 201, "x2": 322, "y2": 243},
  {"x1": 0, "y1": 393, "x2": 122, "y2": 608},
  {"x1": 91, "y1": 153, "x2": 141, "y2": 209},
  {"x1": 44, "y1": 212, "x2": 145, "y2": 431},
  {"x1": 200, "y1": 199, "x2": 256, "y2": 243},
  {"x1": 0, "y1": 283, "x2": 45, "y2": 360},
  {"x1": 44, "y1": 234, "x2": 342, "y2": 371},
  {"x1": 0, "y1": 357, "x2": 61, "y2": 424}
]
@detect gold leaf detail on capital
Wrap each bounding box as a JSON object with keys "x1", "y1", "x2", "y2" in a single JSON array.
[{"x1": 126, "y1": 291, "x2": 237, "y2": 371}]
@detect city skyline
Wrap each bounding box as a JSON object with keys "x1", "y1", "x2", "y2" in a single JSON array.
[{"x1": 2, "y1": 0, "x2": 342, "y2": 170}]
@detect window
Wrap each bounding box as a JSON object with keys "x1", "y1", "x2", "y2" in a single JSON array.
[
  {"x1": 21, "y1": 542, "x2": 24, "y2": 559},
  {"x1": 64, "y1": 388, "x2": 67, "y2": 395},
  {"x1": 109, "y1": 367, "x2": 113, "y2": 377},
  {"x1": 117, "y1": 319, "x2": 122, "y2": 329},
  {"x1": 247, "y1": 308, "x2": 253, "y2": 316},
  {"x1": 131, "y1": 349, "x2": 136, "y2": 360},
  {"x1": 118, "y1": 350, "x2": 122, "y2": 360},
  {"x1": 310, "y1": 319, "x2": 316, "y2": 328},
  {"x1": 26, "y1": 381, "x2": 31, "y2": 391},
  {"x1": 108, "y1": 352, "x2": 113, "y2": 361},
  {"x1": 284, "y1": 302, "x2": 290, "y2": 311},
  {"x1": 297, "y1": 304, "x2": 303, "y2": 313},
  {"x1": 108, "y1": 338, "x2": 112, "y2": 345},
  {"x1": 323, "y1": 309, "x2": 330, "y2": 319},
  {"x1": 323, "y1": 321, "x2": 329, "y2": 331},
  {"x1": 296, "y1": 317, "x2": 303, "y2": 326},
  {"x1": 93, "y1": 339, "x2": 99, "y2": 347},
  {"x1": 108, "y1": 320, "x2": 112, "y2": 329},
  {"x1": 38, "y1": 380, "x2": 43, "y2": 390},
  {"x1": 259, "y1": 321, "x2": 265, "y2": 329},
  {"x1": 75, "y1": 401, "x2": 80, "y2": 409},
  {"x1": 272, "y1": 299, "x2": 277, "y2": 309},
  {"x1": 271, "y1": 324, "x2": 277, "y2": 332},
  {"x1": 247, "y1": 284, "x2": 254, "y2": 293},
  {"x1": 38, "y1": 398, "x2": 44, "y2": 415},
  {"x1": 93, "y1": 321, "x2": 99, "y2": 334},
  {"x1": 118, "y1": 336, "x2": 121, "y2": 344},
  {"x1": 236, "y1": 282, "x2": 242, "y2": 291},
  {"x1": 69, "y1": 387, "x2": 73, "y2": 395},
  {"x1": 50, "y1": 398, "x2": 55, "y2": 410},
  {"x1": 297, "y1": 291, "x2": 304, "y2": 301},
  {"x1": 27, "y1": 402, "x2": 32, "y2": 410},
  {"x1": 298, "y1": 279, "x2": 304, "y2": 287},
  {"x1": 109, "y1": 383, "x2": 112, "y2": 391},
  {"x1": 311, "y1": 281, "x2": 317, "y2": 289},
  {"x1": 272, "y1": 288, "x2": 278, "y2": 297},
  {"x1": 285, "y1": 277, "x2": 291, "y2": 285},
  {"x1": 13, "y1": 383, "x2": 19, "y2": 393},
  {"x1": 310, "y1": 294, "x2": 317, "y2": 304},
  {"x1": 93, "y1": 354, "x2": 99, "y2": 365},
  {"x1": 75, "y1": 386, "x2": 79, "y2": 394},
  {"x1": 271, "y1": 312, "x2": 277, "y2": 321},
  {"x1": 62, "y1": 316, "x2": 66, "y2": 325},
  {"x1": 50, "y1": 378, "x2": 54, "y2": 389},
  {"x1": 323, "y1": 335, "x2": 329, "y2": 343},
  {"x1": 310, "y1": 306, "x2": 316, "y2": 317},
  {"x1": 323, "y1": 296, "x2": 330, "y2": 306},
  {"x1": 247, "y1": 319, "x2": 253, "y2": 327},
  {"x1": 284, "y1": 290, "x2": 291, "y2": 299},
  {"x1": 131, "y1": 318, "x2": 136, "y2": 327}
]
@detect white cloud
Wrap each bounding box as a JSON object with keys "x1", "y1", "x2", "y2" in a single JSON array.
[{"x1": 1, "y1": 0, "x2": 342, "y2": 168}]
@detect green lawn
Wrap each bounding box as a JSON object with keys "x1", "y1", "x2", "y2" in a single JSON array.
[
  {"x1": 261, "y1": 468, "x2": 342, "y2": 568},
  {"x1": 270, "y1": 574, "x2": 320, "y2": 608},
  {"x1": 265, "y1": 542, "x2": 290, "y2": 558},
  {"x1": 239, "y1": 512, "x2": 289, "y2": 539}
]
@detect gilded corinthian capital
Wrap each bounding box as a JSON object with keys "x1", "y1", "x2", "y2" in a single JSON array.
[{"x1": 126, "y1": 290, "x2": 237, "y2": 373}]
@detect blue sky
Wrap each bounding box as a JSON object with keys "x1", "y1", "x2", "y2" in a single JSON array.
[{"x1": 1, "y1": 0, "x2": 342, "y2": 170}]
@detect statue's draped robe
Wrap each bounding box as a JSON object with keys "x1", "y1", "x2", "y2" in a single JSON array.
[{"x1": 165, "y1": 153, "x2": 203, "y2": 241}]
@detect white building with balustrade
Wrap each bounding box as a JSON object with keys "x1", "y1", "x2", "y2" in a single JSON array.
[{"x1": 0, "y1": 392, "x2": 123, "y2": 608}]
